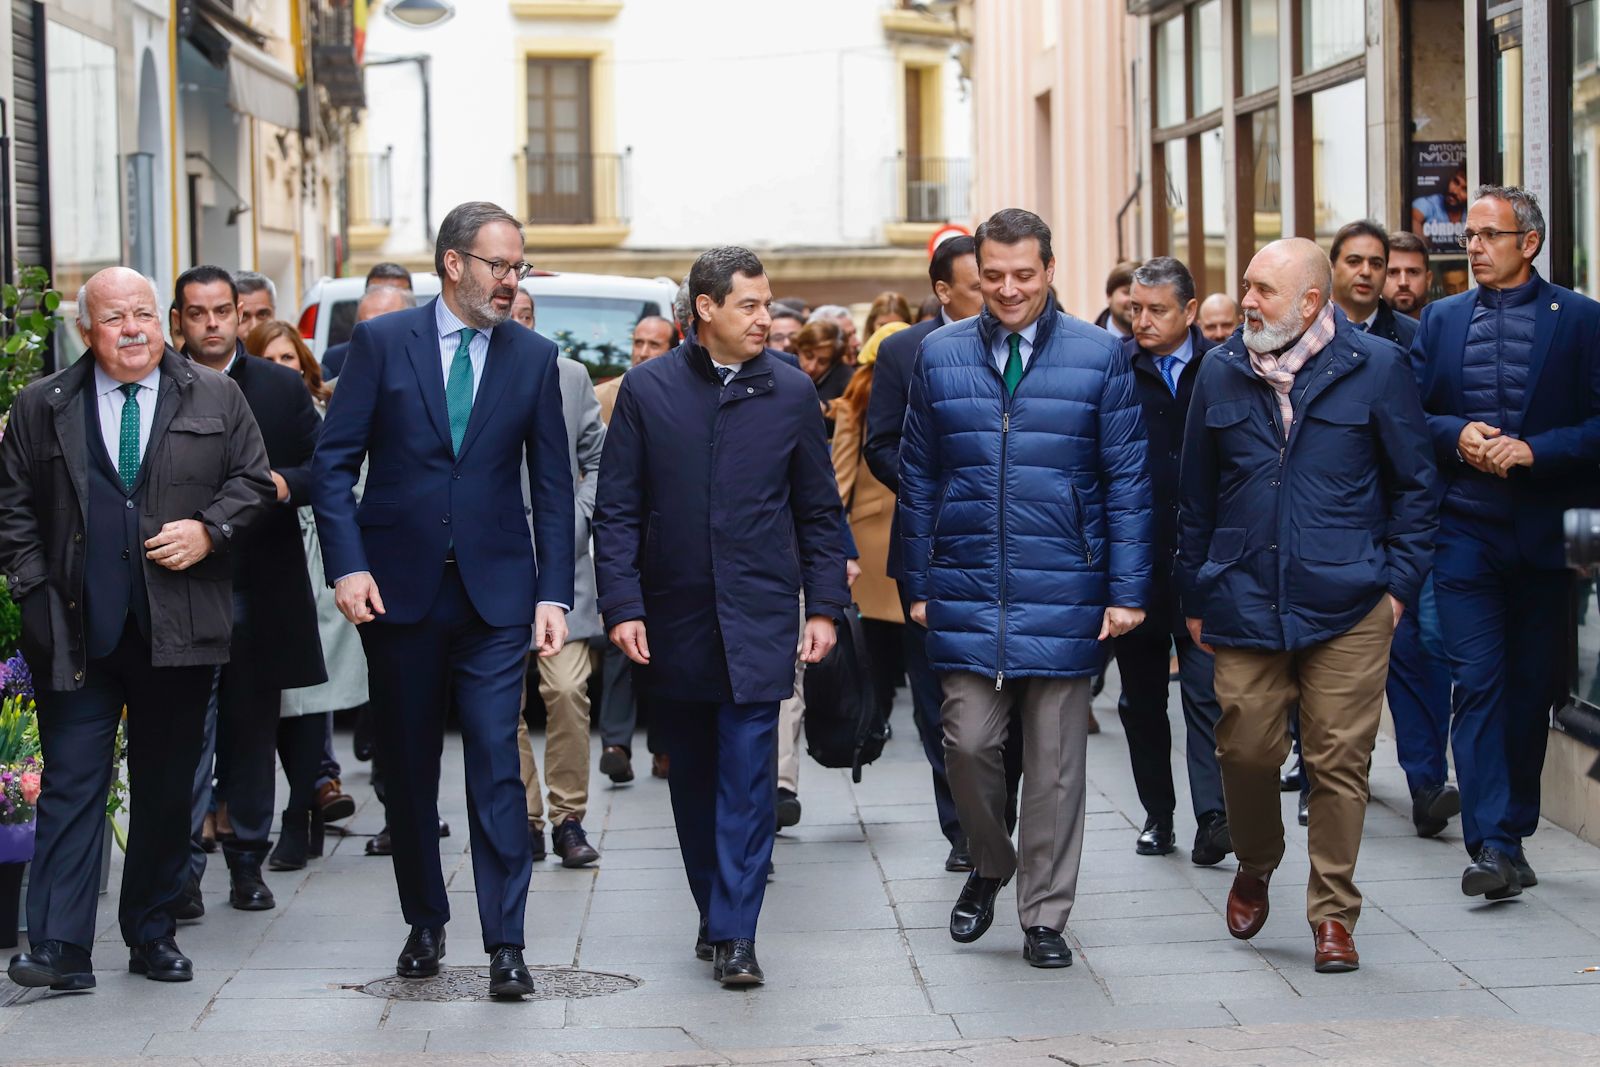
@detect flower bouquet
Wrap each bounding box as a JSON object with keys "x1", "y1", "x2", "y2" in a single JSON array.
[{"x1": 0, "y1": 652, "x2": 41, "y2": 864}]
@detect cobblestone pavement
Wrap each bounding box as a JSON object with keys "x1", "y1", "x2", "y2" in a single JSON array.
[{"x1": 3, "y1": 675, "x2": 1600, "y2": 1065}]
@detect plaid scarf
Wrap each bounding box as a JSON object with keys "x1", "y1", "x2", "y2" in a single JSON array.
[{"x1": 1246, "y1": 302, "x2": 1338, "y2": 438}]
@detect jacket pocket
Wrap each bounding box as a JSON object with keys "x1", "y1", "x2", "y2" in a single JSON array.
[
  {"x1": 1207, "y1": 527, "x2": 1247, "y2": 563},
  {"x1": 167, "y1": 415, "x2": 227, "y2": 486},
  {"x1": 356, "y1": 502, "x2": 399, "y2": 527},
  {"x1": 1066, "y1": 484, "x2": 1091, "y2": 565},
  {"x1": 1306, "y1": 399, "x2": 1371, "y2": 426},
  {"x1": 1204, "y1": 400, "x2": 1252, "y2": 430},
  {"x1": 1297, "y1": 526, "x2": 1373, "y2": 564}
]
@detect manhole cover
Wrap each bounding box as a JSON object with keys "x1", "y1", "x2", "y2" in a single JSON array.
[{"x1": 357, "y1": 966, "x2": 640, "y2": 1002}]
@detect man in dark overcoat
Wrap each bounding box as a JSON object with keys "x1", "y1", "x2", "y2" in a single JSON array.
[{"x1": 593, "y1": 246, "x2": 849, "y2": 989}]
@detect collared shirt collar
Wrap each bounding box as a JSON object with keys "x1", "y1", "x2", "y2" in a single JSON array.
[
  {"x1": 93, "y1": 361, "x2": 161, "y2": 398},
  {"x1": 1164, "y1": 330, "x2": 1195, "y2": 369},
  {"x1": 435, "y1": 295, "x2": 494, "y2": 347}
]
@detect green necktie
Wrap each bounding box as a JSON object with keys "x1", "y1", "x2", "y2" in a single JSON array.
[
  {"x1": 1003, "y1": 333, "x2": 1024, "y2": 396},
  {"x1": 117, "y1": 383, "x2": 142, "y2": 492},
  {"x1": 445, "y1": 328, "x2": 477, "y2": 454}
]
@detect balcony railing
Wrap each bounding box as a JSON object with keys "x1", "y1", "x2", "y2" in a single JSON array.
[
  {"x1": 888, "y1": 156, "x2": 972, "y2": 224},
  {"x1": 313, "y1": 0, "x2": 364, "y2": 109},
  {"x1": 348, "y1": 149, "x2": 393, "y2": 228},
  {"x1": 521, "y1": 151, "x2": 630, "y2": 227}
]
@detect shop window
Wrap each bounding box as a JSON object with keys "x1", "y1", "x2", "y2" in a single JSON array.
[
  {"x1": 1309, "y1": 79, "x2": 1367, "y2": 242},
  {"x1": 1490, "y1": 12, "x2": 1524, "y2": 188},
  {"x1": 1241, "y1": 0, "x2": 1279, "y2": 94},
  {"x1": 1156, "y1": 14, "x2": 1186, "y2": 127},
  {"x1": 1249, "y1": 106, "x2": 1282, "y2": 251},
  {"x1": 45, "y1": 21, "x2": 120, "y2": 296},
  {"x1": 1162, "y1": 138, "x2": 1189, "y2": 257},
  {"x1": 1199, "y1": 126, "x2": 1226, "y2": 299},
  {"x1": 1572, "y1": 0, "x2": 1600, "y2": 296},
  {"x1": 1192, "y1": 0, "x2": 1222, "y2": 116},
  {"x1": 1300, "y1": 0, "x2": 1364, "y2": 73}
]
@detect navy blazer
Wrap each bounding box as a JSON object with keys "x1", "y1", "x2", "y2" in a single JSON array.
[
  {"x1": 863, "y1": 314, "x2": 946, "y2": 580},
  {"x1": 1411, "y1": 275, "x2": 1600, "y2": 568},
  {"x1": 321, "y1": 341, "x2": 350, "y2": 380},
  {"x1": 312, "y1": 299, "x2": 575, "y2": 627}
]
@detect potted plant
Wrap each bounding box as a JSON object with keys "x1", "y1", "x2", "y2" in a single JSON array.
[{"x1": 0, "y1": 652, "x2": 40, "y2": 948}]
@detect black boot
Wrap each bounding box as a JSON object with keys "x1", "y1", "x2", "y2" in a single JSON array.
[
  {"x1": 227, "y1": 853, "x2": 276, "y2": 911},
  {"x1": 308, "y1": 806, "x2": 326, "y2": 859},
  {"x1": 269, "y1": 810, "x2": 310, "y2": 871}
]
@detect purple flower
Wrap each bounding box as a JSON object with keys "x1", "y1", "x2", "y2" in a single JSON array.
[{"x1": 1, "y1": 654, "x2": 32, "y2": 699}]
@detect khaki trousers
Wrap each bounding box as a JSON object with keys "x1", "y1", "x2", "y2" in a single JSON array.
[
  {"x1": 1212, "y1": 597, "x2": 1392, "y2": 931},
  {"x1": 941, "y1": 671, "x2": 1091, "y2": 932},
  {"x1": 776, "y1": 600, "x2": 807, "y2": 794},
  {"x1": 516, "y1": 642, "x2": 594, "y2": 832}
]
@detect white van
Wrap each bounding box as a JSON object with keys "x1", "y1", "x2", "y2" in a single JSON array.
[{"x1": 297, "y1": 270, "x2": 679, "y2": 379}]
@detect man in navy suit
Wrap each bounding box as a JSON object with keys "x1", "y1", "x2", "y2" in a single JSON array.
[
  {"x1": 1413, "y1": 185, "x2": 1600, "y2": 902},
  {"x1": 313, "y1": 202, "x2": 575, "y2": 997}
]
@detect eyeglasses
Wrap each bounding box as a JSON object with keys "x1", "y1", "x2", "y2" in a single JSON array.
[
  {"x1": 458, "y1": 250, "x2": 535, "y2": 280},
  {"x1": 1455, "y1": 228, "x2": 1531, "y2": 248}
]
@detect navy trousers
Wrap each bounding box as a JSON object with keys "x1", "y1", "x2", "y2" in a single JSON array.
[
  {"x1": 658, "y1": 699, "x2": 781, "y2": 942},
  {"x1": 1386, "y1": 575, "x2": 1454, "y2": 797},
  {"x1": 360, "y1": 564, "x2": 533, "y2": 951},
  {"x1": 1434, "y1": 515, "x2": 1570, "y2": 857},
  {"x1": 30, "y1": 622, "x2": 212, "y2": 949},
  {"x1": 1112, "y1": 605, "x2": 1226, "y2": 826}
]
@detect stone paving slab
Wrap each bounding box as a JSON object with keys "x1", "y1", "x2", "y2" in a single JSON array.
[{"x1": 5, "y1": 675, "x2": 1600, "y2": 1064}]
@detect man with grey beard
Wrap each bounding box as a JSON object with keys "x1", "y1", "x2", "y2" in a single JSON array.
[{"x1": 1176, "y1": 238, "x2": 1435, "y2": 974}]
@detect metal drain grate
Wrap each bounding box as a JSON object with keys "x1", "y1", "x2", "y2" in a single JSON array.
[{"x1": 357, "y1": 965, "x2": 640, "y2": 1002}]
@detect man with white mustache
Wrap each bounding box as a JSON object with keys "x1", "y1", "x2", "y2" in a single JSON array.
[
  {"x1": 0, "y1": 267, "x2": 274, "y2": 990},
  {"x1": 1176, "y1": 238, "x2": 1436, "y2": 974}
]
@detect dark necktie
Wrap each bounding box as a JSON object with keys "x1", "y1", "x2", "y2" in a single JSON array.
[
  {"x1": 715, "y1": 365, "x2": 734, "y2": 387},
  {"x1": 1003, "y1": 334, "x2": 1023, "y2": 396},
  {"x1": 118, "y1": 383, "x2": 142, "y2": 491},
  {"x1": 445, "y1": 327, "x2": 477, "y2": 454}
]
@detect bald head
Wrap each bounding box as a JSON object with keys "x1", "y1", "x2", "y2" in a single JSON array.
[
  {"x1": 1197, "y1": 292, "x2": 1240, "y2": 344},
  {"x1": 77, "y1": 267, "x2": 165, "y2": 383},
  {"x1": 1240, "y1": 238, "x2": 1332, "y2": 354},
  {"x1": 357, "y1": 283, "x2": 415, "y2": 323}
]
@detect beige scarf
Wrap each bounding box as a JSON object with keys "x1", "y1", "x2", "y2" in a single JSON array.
[{"x1": 1246, "y1": 302, "x2": 1338, "y2": 438}]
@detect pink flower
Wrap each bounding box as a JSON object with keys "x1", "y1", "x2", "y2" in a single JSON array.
[{"x1": 19, "y1": 773, "x2": 40, "y2": 804}]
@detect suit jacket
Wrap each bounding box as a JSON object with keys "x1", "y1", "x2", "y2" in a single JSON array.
[
  {"x1": 523, "y1": 357, "x2": 604, "y2": 641},
  {"x1": 228, "y1": 347, "x2": 328, "y2": 688},
  {"x1": 1411, "y1": 275, "x2": 1600, "y2": 567},
  {"x1": 321, "y1": 341, "x2": 350, "y2": 380},
  {"x1": 0, "y1": 349, "x2": 274, "y2": 689},
  {"x1": 863, "y1": 314, "x2": 946, "y2": 580},
  {"x1": 595, "y1": 374, "x2": 622, "y2": 425},
  {"x1": 1368, "y1": 299, "x2": 1418, "y2": 351},
  {"x1": 312, "y1": 299, "x2": 576, "y2": 626}
]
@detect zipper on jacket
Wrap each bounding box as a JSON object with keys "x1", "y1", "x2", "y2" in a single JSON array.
[
  {"x1": 996, "y1": 406, "x2": 1011, "y2": 689},
  {"x1": 1069, "y1": 484, "x2": 1091, "y2": 566}
]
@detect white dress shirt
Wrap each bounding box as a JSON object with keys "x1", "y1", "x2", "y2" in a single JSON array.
[
  {"x1": 990, "y1": 318, "x2": 1041, "y2": 376},
  {"x1": 436, "y1": 297, "x2": 493, "y2": 398},
  {"x1": 93, "y1": 363, "x2": 161, "y2": 471}
]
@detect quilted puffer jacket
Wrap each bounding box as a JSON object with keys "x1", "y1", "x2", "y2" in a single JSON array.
[{"x1": 898, "y1": 299, "x2": 1152, "y2": 681}]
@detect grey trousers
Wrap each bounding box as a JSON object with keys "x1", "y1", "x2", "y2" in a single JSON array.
[{"x1": 941, "y1": 672, "x2": 1091, "y2": 932}]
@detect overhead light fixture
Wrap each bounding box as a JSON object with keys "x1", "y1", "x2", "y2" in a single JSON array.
[{"x1": 385, "y1": 0, "x2": 455, "y2": 28}]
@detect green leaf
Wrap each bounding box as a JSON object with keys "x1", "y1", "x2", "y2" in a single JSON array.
[
  {"x1": 1, "y1": 285, "x2": 17, "y2": 309},
  {"x1": 3, "y1": 335, "x2": 22, "y2": 355},
  {"x1": 41, "y1": 291, "x2": 60, "y2": 312}
]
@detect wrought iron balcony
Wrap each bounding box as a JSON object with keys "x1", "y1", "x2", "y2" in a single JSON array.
[
  {"x1": 347, "y1": 149, "x2": 392, "y2": 228},
  {"x1": 313, "y1": 0, "x2": 364, "y2": 109},
  {"x1": 888, "y1": 156, "x2": 972, "y2": 224},
  {"x1": 521, "y1": 151, "x2": 630, "y2": 227}
]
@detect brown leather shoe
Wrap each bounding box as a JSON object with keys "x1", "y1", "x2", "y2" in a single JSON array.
[
  {"x1": 651, "y1": 753, "x2": 670, "y2": 779},
  {"x1": 1086, "y1": 710, "x2": 1101, "y2": 735},
  {"x1": 1226, "y1": 868, "x2": 1271, "y2": 940},
  {"x1": 317, "y1": 780, "x2": 357, "y2": 822},
  {"x1": 1313, "y1": 920, "x2": 1359, "y2": 972}
]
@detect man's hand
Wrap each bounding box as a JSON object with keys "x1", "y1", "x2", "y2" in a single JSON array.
[
  {"x1": 1457, "y1": 421, "x2": 1502, "y2": 473},
  {"x1": 846, "y1": 559, "x2": 861, "y2": 587},
  {"x1": 1480, "y1": 435, "x2": 1534, "y2": 477},
  {"x1": 1098, "y1": 606, "x2": 1145, "y2": 641},
  {"x1": 1185, "y1": 617, "x2": 1214, "y2": 656},
  {"x1": 909, "y1": 600, "x2": 927, "y2": 627},
  {"x1": 1389, "y1": 593, "x2": 1405, "y2": 628},
  {"x1": 800, "y1": 614, "x2": 837, "y2": 664},
  {"x1": 269, "y1": 470, "x2": 290, "y2": 502},
  {"x1": 335, "y1": 572, "x2": 386, "y2": 625},
  {"x1": 144, "y1": 520, "x2": 213, "y2": 572},
  {"x1": 610, "y1": 620, "x2": 650, "y2": 665},
  {"x1": 535, "y1": 603, "x2": 568, "y2": 658}
]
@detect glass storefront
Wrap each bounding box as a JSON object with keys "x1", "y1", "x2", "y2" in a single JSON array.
[
  {"x1": 1309, "y1": 78, "x2": 1367, "y2": 243},
  {"x1": 1571, "y1": 0, "x2": 1600, "y2": 298},
  {"x1": 44, "y1": 21, "x2": 121, "y2": 296}
]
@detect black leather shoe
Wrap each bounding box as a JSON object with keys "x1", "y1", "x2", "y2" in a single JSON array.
[
  {"x1": 226, "y1": 855, "x2": 275, "y2": 911},
  {"x1": 1512, "y1": 848, "x2": 1538, "y2": 888},
  {"x1": 488, "y1": 945, "x2": 536, "y2": 998},
  {"x1": 695, "y1": 918, "x2": 713, "y2": 961},
  {"x1": 1462, "y1": 847, "x2": 1522, "y2": 900},
  {"x1": 712, "y1": 938, "x2": 763, "y2": 986},
  {"x1": 366, "y1": 826, "x2": 393, "y2": 856},
  {"x1": 1136, "y1": 819, "x2": 1176, "y2": 856},
  {"x1": 8, "y1": 940, "x2": 95, "y2": 991},
  {"x1": 439, "y1": 818, "x2": 451, "y2": 838},
  {"x1": 397, "y1": 925, "x2": 445, "y2": 978},
  {"x1": 949, "y1": 872, "x2": 1006, "y2": 943},
  {"x1": 1296, "y1": 793, "x2": 1310, "y2": 827},
  {"x1": 128, "y1": 937, "x2": 193, "y2": 982},
  {"x1": 600, "y1": 745, "x2": 635, "y2": 784},
  {"x1": 1412, "y1": 783, "x2": 1461, "y2": 839},
  {"x1": 530, "y1": 825, "x2": 547, "y2": 862},
  {"x1": 1191, "y1": 811, "x2": 1232, "y2": 867},
  {"x1": 1022, "y1": 926, "x2": 1072, "y2": 969},
  {"x1": 552, "y1": 819, "x2": 600, "y2": 868},
  {"x1": 1280, "y1": 758, "x2": 1304, "y2": 792},
  {"x1": 173, "y1": 875, "x2": 205, "y2": 923},
  {"x1": 775, "y1": 788, "x2": 802, "y2": 830},
  {"x1": 945, "y1": 838, "x2": 974, "y2": 873}
]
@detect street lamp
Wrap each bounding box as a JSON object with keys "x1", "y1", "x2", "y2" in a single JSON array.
[{"x1": 384, "y1": 0, "x2": 455, "y2": 28}]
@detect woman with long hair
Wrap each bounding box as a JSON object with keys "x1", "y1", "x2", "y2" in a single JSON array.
[
  {"x1": 794, "y1": 319, "x2": 854, "y2": 437},
  {"x1": 244, "y1": 320, "x2": 366, "y2": 868},
  {"x1": 828, "y1": 321, "x2": 910, "y2": 724},
  {"x1": 864, "y1": 291, "x2": 912, "y2": 337}
]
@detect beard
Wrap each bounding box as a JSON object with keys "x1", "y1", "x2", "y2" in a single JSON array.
[
  {"x1": 1242, "y1": 295, "x2": 1311, "y2": 354},
  {"x1": 456, "y1": 268, "x2": 516, "y2": 329}
]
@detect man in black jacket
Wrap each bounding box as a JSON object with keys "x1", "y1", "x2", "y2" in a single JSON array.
[
  {"x1": 0, "y1": 267, "x2": 274, "y2": 990},
  {"x1": 171, "y1": 266, "x2": 326, "y2": 915},
  {"x1": 1112, "y1": 257, "x2": 1230, "y2": 866},
  {"x1": 862, "y1": 235, "x2": 994, "y2": 871}
]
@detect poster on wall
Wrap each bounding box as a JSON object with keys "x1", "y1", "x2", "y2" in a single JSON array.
[{"x1": 1410, "y1": 141, "x2": 1468, "y2": 253}]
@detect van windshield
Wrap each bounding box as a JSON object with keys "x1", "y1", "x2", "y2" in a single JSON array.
[{"x1": 533, "y1": 296, "x2": 665, "y2": 379}]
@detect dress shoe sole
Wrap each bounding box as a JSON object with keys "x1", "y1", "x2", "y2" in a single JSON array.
[
  {"x1": 599, "y1": 751, "x2": 635, "y2": 784},
  {"x1": 320, "y1": 797, "x2": 357, "y2": 823},
  {"x1": 229, "y1": 897, "x2": 276, "y2": 911},
  {"x1": 945, "y1": 855, "x2": 974, "y2": 873},
  {"x1": 717, "y1": 969, "x2": 764, "y2": 987},
  {"x1": 1135, "y1": 840, "x2": 1176, "y2": 856},
  {"x1": 8, "y1": 963, "x2": 95, "y2": 990},
  {"x1": 1462, "y1": 868, "x2": 1520, "y2": 899},
  {"x1": 1314, "y1": 956, "x2": 1359, "y2": 973},
  {"x1": 1484, "y1": 882, "x2": 1523, "y2": 901},
  {"x1": 128, "y1": 960, "x2": 193, "y2": 982},
  {"x1": 1413, "y1": 817, "x2": 1449, "y2": 839},
  {"x1": 490, "y1": 978, "x2": 537, "y2": 998},
  {"x1": 557, "y1": 850, "x2": 600, "y2": 869}
]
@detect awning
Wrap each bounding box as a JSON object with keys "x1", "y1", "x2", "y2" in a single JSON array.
[{"x1": 212, "y1": 21, "x2": 301, "y2": 130}]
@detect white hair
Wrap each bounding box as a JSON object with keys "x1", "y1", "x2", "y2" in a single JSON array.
[
  {"x1": 233, "y1": 270, "x2": 277, "y2": 306},
  {"x1": 808, "y1": 304, "x2": 850, "y2": 324},
  {"x1": 76, "y1": 272, "x2": 162, "y2": 329}
]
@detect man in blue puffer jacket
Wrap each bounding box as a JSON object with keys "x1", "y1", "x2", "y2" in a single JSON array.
[
  {"x1": 1177, "y1": 238, "x2": 1436, "y2": 976},
  {"x1": 899, "y1": 209, "x2": 1152, "y2": 970}
]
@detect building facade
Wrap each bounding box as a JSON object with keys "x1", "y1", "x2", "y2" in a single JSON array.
[{"x1": 347, "y1": 0, "x2": 975, "y2": 305}]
